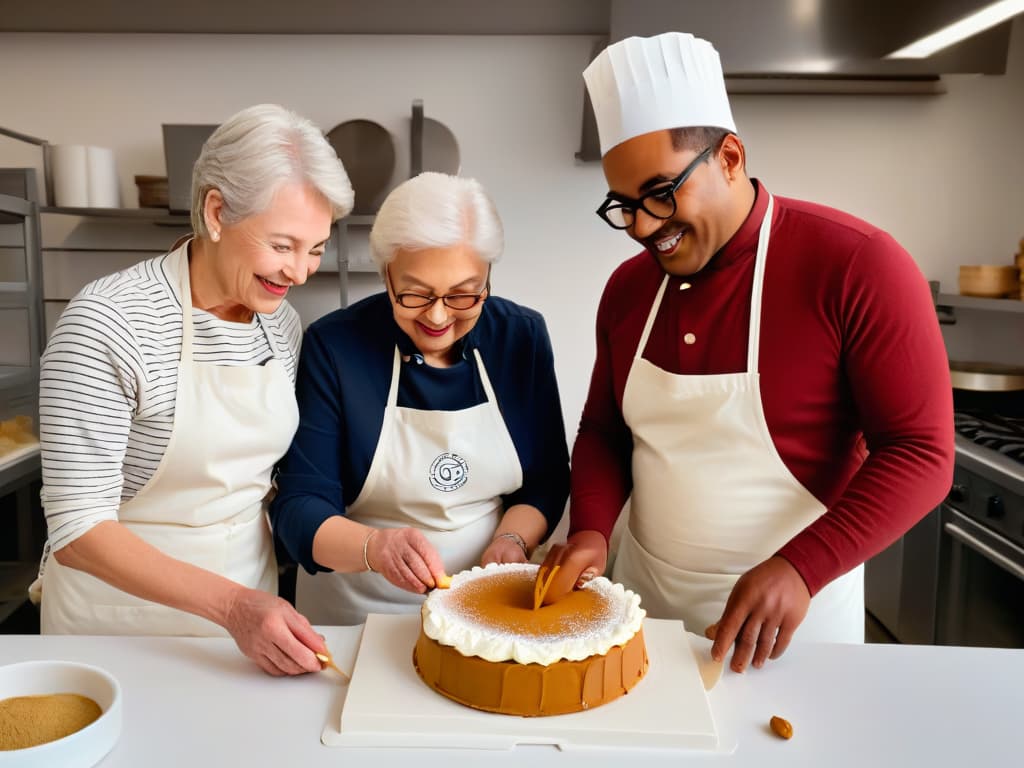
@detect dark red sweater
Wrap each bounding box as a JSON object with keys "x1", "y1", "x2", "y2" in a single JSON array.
[{"x1": 569, "y1": 181, "x2": 954, "y2": 595}]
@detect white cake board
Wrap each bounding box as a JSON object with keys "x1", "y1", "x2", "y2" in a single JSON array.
[{"x1": 321, "y1": 614, "x2": 737, "y2": 753}]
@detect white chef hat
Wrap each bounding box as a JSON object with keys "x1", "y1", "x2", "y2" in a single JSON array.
[{"x1": 583, "y1": 32, "x2": 737, "y2": 157}]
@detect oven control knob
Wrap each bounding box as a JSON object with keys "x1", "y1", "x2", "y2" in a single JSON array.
[
  {"x1": 986, "y1": 495, "x2": 1005, "y2": 519},
  {"x1": 949, "y1": 484, "x2": 968, "y2": 503}
]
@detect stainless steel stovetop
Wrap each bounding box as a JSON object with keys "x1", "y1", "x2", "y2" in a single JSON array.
[
  {"x1": 952, "y1": 410, "x2": 1024, "y2": 550},
  {"x1": 955, "y1": 410, "x2": 1024, "y2": 465},
  {"x1": 954, "y1": 407, "x2": 1024, "y2": 481}
]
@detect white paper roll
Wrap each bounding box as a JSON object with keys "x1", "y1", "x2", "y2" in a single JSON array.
[
  {"x1": 51, "y1": 144, "x2": 89, "y2": 208},
  {"x1": 86, "y1": 146, "x2": 120, "y2": 208}
]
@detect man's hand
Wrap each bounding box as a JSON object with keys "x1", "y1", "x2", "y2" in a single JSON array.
[
  {"x1": 223, "y1": 587, "x2": 325, "y2": 676},
  {"x1": 535, "y1": 530, "x2": 608, "y2": 604},
  {"x1": 365, "y1": 527, "x2": 446, "y2": 593},
  {"x1": 709, "y1": 555, "x2": 810, "y2": 672}
]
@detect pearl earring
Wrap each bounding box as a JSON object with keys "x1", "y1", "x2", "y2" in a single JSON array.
[{"x1": 211, "y1": 231, "x2": 220, "y2": 242}]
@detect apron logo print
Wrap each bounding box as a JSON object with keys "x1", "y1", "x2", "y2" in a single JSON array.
[{"x1": 429, "y1": 452, "x2": 469, "y2": 492}]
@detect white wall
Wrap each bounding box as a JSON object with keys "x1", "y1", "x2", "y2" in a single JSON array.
[{"x1": 1, "y1": 21, "x2": 1023, "y2": 435}]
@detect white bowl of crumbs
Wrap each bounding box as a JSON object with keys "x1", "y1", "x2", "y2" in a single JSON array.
[{"x1": 0, "y1": 660, "x2": 121, "y2": 767}]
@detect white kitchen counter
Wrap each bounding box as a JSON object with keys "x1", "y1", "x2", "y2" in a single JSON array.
[{"x1": 1, "y1": 624, "x2": 1019, "y2": 767}]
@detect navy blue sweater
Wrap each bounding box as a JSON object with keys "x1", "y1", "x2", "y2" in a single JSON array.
[{"x1": 270, "y1": 292, "x2": 570, "y2": 574}]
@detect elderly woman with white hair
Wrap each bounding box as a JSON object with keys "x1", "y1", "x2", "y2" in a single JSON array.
[
  {"x1": 271, "y1": 172, "x2": 569, "y2": 625},
  {"x1": 32, "y1": 104, "x2": 353, "y2": 675}
]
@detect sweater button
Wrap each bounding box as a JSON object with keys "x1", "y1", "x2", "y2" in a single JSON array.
[{"x1": 684, "y1": 333, "x2": 696, "y2": 345}]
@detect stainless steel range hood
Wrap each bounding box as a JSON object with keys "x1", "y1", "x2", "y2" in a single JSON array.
[
  {"x1": 608, "y1": 0, "x2": 1016, "y2": 80},
  {"x1": 573, "y1": 0, "x2": 1020, "y2": 159}
]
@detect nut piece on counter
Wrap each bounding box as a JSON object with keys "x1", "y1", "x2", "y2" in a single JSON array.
[
  {"x1": 770, "y1": 715, "x2": 794, "y2": 740},
  {"x1": 704, "y1": 621, "x2": 718, "y2": 640}
]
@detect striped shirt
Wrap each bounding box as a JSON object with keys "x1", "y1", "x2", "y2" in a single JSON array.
[{"x1": 38, "y1": 252, "x2": 302, "y2": 556}]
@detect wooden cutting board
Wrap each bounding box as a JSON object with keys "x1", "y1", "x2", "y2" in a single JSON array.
[{"x1": 321, "y1": 614, "x2": 735, "y2": 753}]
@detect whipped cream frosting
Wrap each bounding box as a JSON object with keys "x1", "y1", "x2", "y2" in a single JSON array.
[{"x1": 421, "y1": 562, "x2": 646, "y2": 665}]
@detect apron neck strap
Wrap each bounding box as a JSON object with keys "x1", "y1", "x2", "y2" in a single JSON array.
[
  {"x1": 386, "y1": 347, "x2": 402, "y2": 409},
  {"x1": 171, "y1": 243, "x2": 196, "y2": 358},
  {"x1": 635, "y1": 274, "x2": 670, "y2": 359},
  {"x1": 256, "y1": 312, "x2": 281, "y2": 358},
  {"x1": 472, "y1": 348, "x2": 499, "y2": 404},
  {"x1": 746, "y1": 193, "x2": 774, "y2": 374}
]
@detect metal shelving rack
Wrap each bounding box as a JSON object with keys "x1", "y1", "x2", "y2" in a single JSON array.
[
  {"x1": 0, "y1": 176, "x2": 45, "y2": 626},
  {"x1": 333, "y1": 214, "x2": 376, "y2": 308},
  {"x1": 40, "y1": 205, "x2": 191, "y2": 225},
  {"x1": 40, "y1": 205, "x2": 357, "y2": 309},
  {"x1": 936, "y1": 292, "x2": 1024, "y2": 314},
  {"x1": 0, "y1": 187, "x2": 44, "y2": 457}
]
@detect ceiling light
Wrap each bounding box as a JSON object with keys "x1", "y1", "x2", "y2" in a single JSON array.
[{"x1": 886, "y1": 0, "x2": 1024, "y2": 58}]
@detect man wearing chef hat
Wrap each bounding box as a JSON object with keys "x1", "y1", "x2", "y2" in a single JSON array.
[{"x1": 554, "y1": 32, "x2": 954, "y2": 671}]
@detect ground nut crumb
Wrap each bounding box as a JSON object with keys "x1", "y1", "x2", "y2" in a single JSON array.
[{"x1": 0, "y1": 693, "x2": 102, "y2": 750}]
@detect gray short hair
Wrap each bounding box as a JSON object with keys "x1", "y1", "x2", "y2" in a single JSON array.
[
  {"x1": 191, "y1": 104, "x2": 354, "y2": 237},
  {"x1": 368, "y1": 172, "x2": 503, "y2": 275}
]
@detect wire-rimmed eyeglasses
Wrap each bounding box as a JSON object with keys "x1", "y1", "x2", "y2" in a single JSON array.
[{"x1": 386, "y1": 265, "x2": 491, "y2": 310}]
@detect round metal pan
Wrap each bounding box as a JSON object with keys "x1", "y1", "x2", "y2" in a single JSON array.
[
  {"x1": 409, "y1": 100, "x2": 460, "y2": 178},
  {"x1": 326, "y1": 119, "x2": 395, "y2": 215},
  {"x1": 422, "y1": 117, "x2": 460, "y2": 175},
  {"x1": 949, "y1": 361, "x2": 1024, "y2": 392}
]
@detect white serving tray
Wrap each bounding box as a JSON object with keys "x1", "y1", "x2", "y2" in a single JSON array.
[{"x1": 322, "y1": 614, "x2": 736, "y2": 753}]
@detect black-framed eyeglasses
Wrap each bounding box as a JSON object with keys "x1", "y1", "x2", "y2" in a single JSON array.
[
  {"x1": 596, "y1": 145, "x2": 714, "y2": 230},
  {"x1": 386, "y1": 265, "x2": 491, "y2": 310}
]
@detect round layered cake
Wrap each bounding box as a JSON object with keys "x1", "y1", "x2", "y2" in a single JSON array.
[{"x1": 413, "y1": 562, "x2": 648, "y2": 717}]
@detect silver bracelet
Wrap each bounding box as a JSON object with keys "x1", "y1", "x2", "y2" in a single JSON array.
[
  {"x1": 362, "y1": 529, "x2": 378, "y2": 573},
  {"x1": 493, "y1": 531, "x2": 529, "y2": 557}
]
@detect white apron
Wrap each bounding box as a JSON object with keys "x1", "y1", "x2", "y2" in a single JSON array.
[
  {"x1": 297, "y1": 347, "x2": 523, "y2": 626},
  {"x1": 39, "y1": 244, "x2": 296, "y2": 636},
  {"x1": 612, "y1": 195, "x2": 864, "y2": 643}
]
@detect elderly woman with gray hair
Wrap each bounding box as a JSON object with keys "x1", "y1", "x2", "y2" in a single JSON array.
[
  {"x1": 33, "y1": 104, "x2": 353, "y2": 675},
  {"x1": 270, "y1": 172, "x2": 570, "y2": 625}
]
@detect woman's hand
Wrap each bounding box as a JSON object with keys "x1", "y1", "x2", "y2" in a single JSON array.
[
  {"x1": 51, "y1": 522, "x2": 324, "y2": 677},
  {"x1": 223, "y1": 587, "x2": 325, "y2": 676},
  {"x1": 481, "y1": 532, "x2": 530, "y2": 566},
  {"x1": 365, "y1": 527, "x2": 446, "y2": 593},
  {"x1": 479, "y1": 505, "x2": 548, "y2": 567}
]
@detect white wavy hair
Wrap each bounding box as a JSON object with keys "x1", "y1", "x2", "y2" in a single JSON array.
[
  {"x1": 368, "y1": 172, "x2": 503, "y2": 275},
  {"x1": 190, "y1": 103, "x2": 354, "y2": 237}
]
